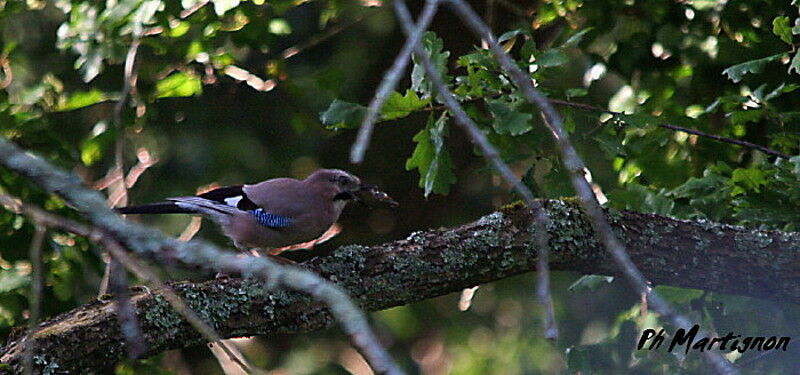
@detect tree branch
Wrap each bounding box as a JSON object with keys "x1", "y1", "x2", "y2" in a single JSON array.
[
  {"x1": 0, "y1": 138, "x2": 402, "y2": 375},
  {"x1": 548, "y1": 99, "x2": 792, "y2": 159},
  {"x1": 2, "y1": 201, "x2": 798, "y2": 373}
]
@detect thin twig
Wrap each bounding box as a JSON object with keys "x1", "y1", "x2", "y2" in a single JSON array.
[
  {"x1": 351, "y1": 0, "x2": 440, "y2": 163},
  {"x1": 103, "y1": 240, "x2": 256, "y2": 374},
  {"x1": 442, "y1": 0, "x2": 738, "y2": 373},
  {"x1": 22, "y1": 224, "x2": 46, "y2": 375},
  {"x1": 109, "y1": 252, "x2": 147, "y2": 359},
  {"x1": 281, "y1": 13, "x2": 370, "y2": 60},
  {"x1": 0, "y1": 192, "x2": 256, "y2": 374},
  {"x1": 100, "y1": 37, "x2": 141, "y2": 297},
  {"x1": 0, "y1": 139, "x2": 404, "y2": 375},
  {"x1": 533, "y1": 207, "x2": 557, "y2": 340},
  {"x1": 393, "y1": 0, "x2": 558, "y2": 340},
  {"x1": 548, "y1": 99, "x2": 791, "y2": 159}
]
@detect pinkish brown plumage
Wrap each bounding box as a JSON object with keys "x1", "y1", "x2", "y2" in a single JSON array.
[{"x1": 117, "y1": 169, "x2": 385, "y2": 254}]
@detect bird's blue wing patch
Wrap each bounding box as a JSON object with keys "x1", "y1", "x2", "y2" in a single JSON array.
[{"x1": 249, "y1": 209, "x2": 292, "y2": 228}]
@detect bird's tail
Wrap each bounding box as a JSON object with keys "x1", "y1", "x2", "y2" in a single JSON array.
[
  {"x1": 116, "y1": 202, "x2": 190, "y2": 215},
  {"x1": 166, "y1": 196, "x2": 241, "y2": 222},
  {"x1": 117, "y1": 197, "x2": 241, "y2": 218}
]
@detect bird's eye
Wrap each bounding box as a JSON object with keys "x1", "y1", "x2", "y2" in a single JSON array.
[{"x1": 337, "y1": 176, "x2": 350, "y2": 184}]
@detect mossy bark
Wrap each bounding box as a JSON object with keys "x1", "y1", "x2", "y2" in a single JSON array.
[{"x1": 2, "y1": 200, "x2": 799, "y2": 374}]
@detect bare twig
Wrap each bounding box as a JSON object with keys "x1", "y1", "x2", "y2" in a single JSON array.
[
  {"x1": 103, "y1": 240, "x2": 256, "y2": 374},
  {"x1": 109, "y1": 252, "x2": 147, "y2": 359},
  {"x1": 100, "y1": 37, "x2": 141, "y2": 297},
  {"x1": 0, "y1": 192, "x2": 255, "y2": 374},
  {"x1": 22, "y1": 224, "x2": 46, "y2": 375},
  {"x1": 0, "y1": 138, "x2": 403, "y2": 375},
  {"x1": 281, "y1": 13, "x2": 370, "y2": 60},
  {"x1": 393, "y1": 0, "x2": 557, "y2": 340},
  {"x1": 442, "y1": 0, "x2": 737, "y2": 373},
  {"x1": 548, "y1": 99, "x2": 791, "y2": 159},
  {"x1": 351, "y1": 0, "x2": 440, "y2": 163},
  {"x1": 533, "y1": 208, "x2": 557, "y2": 340}
]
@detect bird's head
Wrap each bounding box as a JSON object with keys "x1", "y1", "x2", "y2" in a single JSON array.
[{"x1": 304, "y1": 169, "x2": 362, "y2": 202}]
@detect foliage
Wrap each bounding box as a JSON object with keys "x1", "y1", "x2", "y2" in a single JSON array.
[{"x1": 1, "y1": 0, "x2": 799, "y2": 374}]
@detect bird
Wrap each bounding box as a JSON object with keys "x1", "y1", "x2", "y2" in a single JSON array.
[{"x1": 117, "y1": 169, "x2": 367, "y2": 254}]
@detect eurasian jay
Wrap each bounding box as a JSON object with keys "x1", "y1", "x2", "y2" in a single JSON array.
[{"x1": 117, "y1": 169, "x2": 375, "y2": 252}]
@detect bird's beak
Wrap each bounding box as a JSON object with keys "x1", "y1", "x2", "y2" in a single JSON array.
[{"x1": 355, "y1": 183, "x2": 399, "y2": 208}]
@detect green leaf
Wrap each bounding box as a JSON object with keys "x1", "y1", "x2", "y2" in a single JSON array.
[
  {"x1": 772, "y1": 16, "x2": 793, "y2": 45},
  {"x1": 722, "y1": 53, "x2": 784, "y2": 83},
  {"x1": 405, "y1": 113, "x2": 457, "y2": 197},
  {"x1": 616, "y1": 113, "x2": 659, "y2": 128},
  {"x1": 594, "y1": 132, "x2": 626, "y2": 158},
  {"x1": 155, "y1": 72, "x2": 202, "y2": 98},
  {"x1": 169, "y1": 21, "x2": 191, "y2": 38},
  {"x1": 565, "y1": 88, "x2": 588, "y2": 98},
  {"x1": 319, "y1": 99, "x2": 367, "y2": 129},
  {"x1": 730, "y1": 167, "x2": 771, "y2": 196},
  {"x1": 537, "y1": 49, "x2": 569, "y2": 67},
  {"x1": 764, "y1": 83, "x2": 800, "y2": 101},
  {"x1": 381, "y1": 90, "x2": 431, "y2": 120},
  {"x1": 606, "y1": 184, "x2": 674, "y2": 215},
  {"x1": 498, "y1": 29, "x2": 525, "y2": 43},
  {"x1": 789, "y1": 50, "x2": 800, "y2": 75},
  {"x1": 81, "y1": 137, "x2": 103, "y2": 166},
  {"x1": 486, "y1": 97, "x2": 532, "y2": 136},
  {"x1": 56, "y1": 89, "x2": 108, "y2": 112},
  {"x1": 559, "y1": 27, "x2": 593, "y2": 48},
  {"x1": 411, "y1": 32, "x2": 450, "y2": 99},
  {"x1": 730, "y1": 109, "x2": 763, "y2": 125}
]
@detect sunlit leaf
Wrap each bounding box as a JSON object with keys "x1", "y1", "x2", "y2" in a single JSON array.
[
  {"x1": 80, "y1": 138, "x2": 103, "y2": 166},
  {"x1": 381, "y1": 90, "x2": 430, "y2": 120},
  {"x1": 56, "y1": 89, "x2": 108, "y2": 112},
  {"x1": 772, "y1": 16, "x2": 793, "y2": 45},
  {"x1": 155, "y1": 72, "x2": 202, "y2": 98},
  {"x1": 730, "y1": 167, "x2": 771, "y2": 196}
]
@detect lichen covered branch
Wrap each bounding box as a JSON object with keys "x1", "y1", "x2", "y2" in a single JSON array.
[{"x1": 2, "y1": 201, "x2": 799, "y2": 373}]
